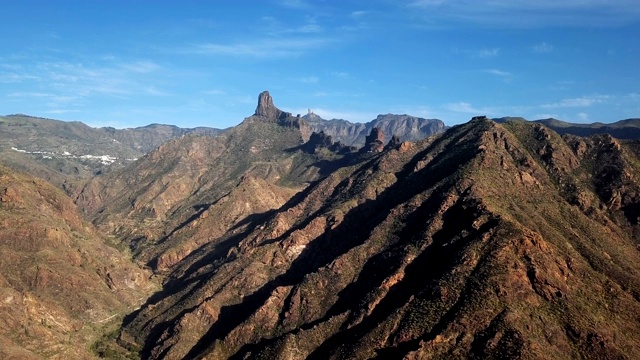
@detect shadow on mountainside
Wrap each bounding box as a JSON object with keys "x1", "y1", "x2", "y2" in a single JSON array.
[{"x1": 177, "y1": 121, "x2": 488, "y2": 359}]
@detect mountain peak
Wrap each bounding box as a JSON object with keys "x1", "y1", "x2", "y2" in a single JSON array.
[{"x1": 254, "y1": 90, "x2": 290, "y2": 120}]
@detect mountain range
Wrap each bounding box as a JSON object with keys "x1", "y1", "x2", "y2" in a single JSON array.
[{"x1": 1, "y1": 92, "x2": 640, "y2": 359}]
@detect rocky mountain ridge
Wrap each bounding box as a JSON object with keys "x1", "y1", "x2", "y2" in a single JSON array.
[
  {"x1": 496, "y1": 116, "x2": 640, "y2": 140},
  {"x1": 3, "y1": 93, "x2": 640, "y2": 359},
  {"x1": 112, "y1": 117, "x2": 640, "y2": 359},
  {"x1": 303, "y1": 111, "x2": 447, "y2": 147},
  {"x1": 0, "y1": 114, "x2": 223, "y2": 194}
]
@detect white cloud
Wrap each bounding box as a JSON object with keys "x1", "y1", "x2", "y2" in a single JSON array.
[
  {"x1": 7, "y1": 92, "x2": 52, "y2": 98},
  {"x1": 535, "y1": 113, "x2": 560, "y2": 119},
  {"x1": 351, "y1": 11, "x2": 369, "y2": 18},
  {"x1": 485, "y1": 69, "x2": 512, "y2": 78},
  {"x1": 407, "y1": 0, "x2": 640, "y2": 27},
  {"x1": 188, "y1": 38, "x2": 332, "y2": 58},
  {"x1": 577, "y1": 112, "x2": 590, "y2": 121},
  {"x1": 0, "y1": 72, "x2": 39, "y2": 83},
  {"x1": 44, "y1": 109, "x2": 80, "y2": 114},
  {"x1": 444, "y1": 102, "x2": 491, "y2": 114},
  {"x1": 330, "y1": 71, "x2": 349, "y2": 78},
  {"x1": 203, "y1": 89, "x2": 228, "y2": 95},
  {"x1": 284, "y1": 106, "x2": 377, "y2": 122},
  {"x1": 541, "y1": 95, "x2": 610, "y2": 108},
  {"x1": 532, "y1": 42, "x2": 554, "y2": 53},
  {"x1": 410, "y1": 0, "x2": 448, "y2": 6},
  {"x1": 277, "y1": 0, "x2": 311, "y2": 9},
  {"x1": 299, "y1": 76, "x2": 319, "y2": 83},
  {"x1": 120, "y1": 60, "x2": 161, "y2": 73},
  {"x1": 144, "y1": 86, "x2": 171, "y2": 96},
  {"x1": 476, "y1": 48, "x2": 500, "y2": 58}
]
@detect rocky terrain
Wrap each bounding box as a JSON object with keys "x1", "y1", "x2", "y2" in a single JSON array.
[
  {"x1": 303, "y1": 111, "x2": 447, "y2": 147},
  {"x1": 0, "y1": 164, "x2": 155, "y2": 359},
  {"x1": 108, "y1": 116, "x2": 640, "y2": 359},
  {"x1": 2, "y1": 93, "x2": 640, "y2": 359}
]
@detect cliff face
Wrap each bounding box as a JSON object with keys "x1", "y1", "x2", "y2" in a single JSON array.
[
  {"x1": 0, "y1": 165, "x2": 154, "y2": 359},
  {"x1": 304, "y1": 112, "x2": 446, "y2": 147},
  {"x1": 117, "y1": 118, "x2": 640, "y2": 359}
]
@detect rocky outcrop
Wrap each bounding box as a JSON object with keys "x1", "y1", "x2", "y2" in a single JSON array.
[
  {"x1": 302, "y1": 131, "x2": 357, "y2": 155},
  {"x1": 302, "y1": 131, "x2": 334, "y2": 153},
  {"x1": 360, "y1": 127, "x2": 385, "y2": 153},
  {"x1": 253, "y1": 91, "x2": 294, "y2": 121},
  {"x1": 385, "y1": 134, "x2": 402, "y2": 150}
]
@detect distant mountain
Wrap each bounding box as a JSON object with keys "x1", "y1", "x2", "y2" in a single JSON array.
[
  {"x1": 0, "y1": 164, "x2": 154, "y2": 359},
  {"x1": 0, "y1": 114, "x2": 223, "y2": 192},
  {"x1": 495, "y1": 116, "x2": 640, "y2": 139},
  {"x1": 113, "y1": 117, "x2": 640, "y2": 359},
  {"x1": 302, "y1": 111, "x2": 447, "y2": 146}
]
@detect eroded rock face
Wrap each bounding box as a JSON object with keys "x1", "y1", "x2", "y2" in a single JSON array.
[
  {"x1": 360, "y1": 127, "x2": 385, "y2": 153},
  {"x1": 254, "y1": 91, "x2": 293, "y2": 121},
  {"x1": 385, "y1": 134, "x2": 402, "y2": 150},
  {"x1": 303, "y1": 113, "x2": 447, "y2": 147},
  {"x1": 118, "y1": 118, "x2": 640, "y2": 360},
  {"x1": 255, "y1": 91, "x2": 279, "y2": 119}
]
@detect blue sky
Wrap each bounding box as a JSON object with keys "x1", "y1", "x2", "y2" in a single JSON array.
[{"x1": 1, "y1": 0, "x2": 639, "y2": 129}]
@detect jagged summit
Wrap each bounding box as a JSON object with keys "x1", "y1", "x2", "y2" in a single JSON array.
[
  {"x1": 360, "y1": 126, "x2": 385, "y2": 153},
  {"x1": 253, "y1": 90, "x2": 291, "y2": 121}
]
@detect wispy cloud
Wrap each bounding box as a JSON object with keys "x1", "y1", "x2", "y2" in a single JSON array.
[
  {"x1": 0, "y1": 72, "x2": 40, "y2": 83},
  {"x1": 410, "y1": 0, "x2": 448, "y2": 6},
  {"x1": 444, "y1": 102, "x2": 491, "y2": 114},
  {"x1": 351, "y1": 11, "x2": 369, "y2": 19},
  {"x1": 120, "y1": 60, "x2": 161, "y2": 73},
  {"x1": 476, "y1": 48, "x2": 500, "y2": 58},
  {"x1": 1, "y1": 57, "x2": 174, "y2": 118},
  {"x1": 330, "y1": 71, "x2": 349, "y2": 78},
  {"x1": 484, "y1": 69, "x2": 513, "y2": 81},
  {"x1": 203, "y1": 89, "x2": 228, "y2": 96},
  {"x1": 408, "y1": 0, "x2": 640, "y2": 27},
  {"x1": 187, "y1": 38, "x2": 332, "y2": 58},
  {"x1": 532, "y1": 42, "x2": 554, "y2": 53},
  {"x1": 310, "y1": 91, "x2": 363, "y2": 98},
  {"x1": 535, "y1": 113, "x2": 560, "y2": 119},
  {"x1": 44, "y1": 109, "x2": 80, "y2": 114},
  {"x1": 298, "y1": 76, "x2": 319, "y2": 83},
  {"x1": 577, "y1": 112, "x2": 590, "y2": 121},
  {"x1": 266, "y1": 15, "x2": 324, "y2": 35},
  {"x1": 276, "y1": 0, "x2": 312, "y2": 9},
  {"x1": 541, "y1": 95, "x2": 611, "y2": 108}
]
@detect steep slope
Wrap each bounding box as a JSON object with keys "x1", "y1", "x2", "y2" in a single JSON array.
[
  {"x1": 75, "y1": 92, "x2": 335, "y2": 271},
  {"x1": 117, "y1": 118, "x2": 640, "y2": 359},
  {"x1": 303, "y1": 112, "x2": 446, "y2": 147},
  {"x1": 0, "y1": 165, "x2": 155, "y2": 359}
]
